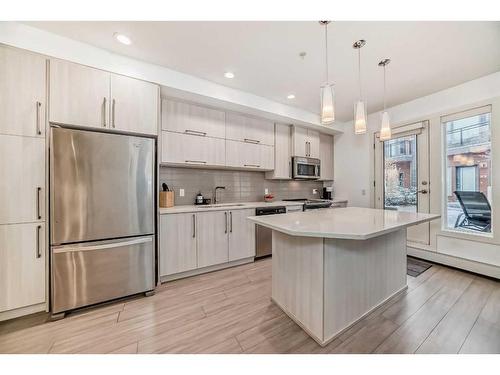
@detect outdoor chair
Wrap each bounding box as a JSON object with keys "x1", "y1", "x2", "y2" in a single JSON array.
[{"x1": 453, "y1": 191, "x2": 492, "y2": 232}]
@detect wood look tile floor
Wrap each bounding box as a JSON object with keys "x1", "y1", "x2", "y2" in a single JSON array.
[{"x1": 1, "y1": 258, "x2": 499, "y2": 354}]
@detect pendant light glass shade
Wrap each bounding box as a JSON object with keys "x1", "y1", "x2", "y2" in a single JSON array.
[
  {"x1": 379, "y1": 111, "x2": 392, "y2": 141},
  {"x1": 354, "y1": 100, "x2": 367, "y2": 134},
  {"x1": 320, "y1": 83, "x2": 335, "y2": 124}
]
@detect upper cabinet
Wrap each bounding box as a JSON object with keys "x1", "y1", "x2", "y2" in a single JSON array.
[
  {"x1": 319, "y1": 133, "x2": 334, "y2": 181},
  {"x1": 225, "y1": 140, "x2": 274, "y2": 170},
  {"x1": 225, "y1": 112, "x2": 274, "y2": 146},
  {"x1": 110, "y1": 74, "x2": 159, "y2": 135},
  {"x1": 162, "y1": 99, "x2": 225, "y2": 139},
  {"x1": 0, "y1": 47, "x2": 46, "y2": 137},
  {"x1": 265, "y1": 123, "x2": 292, "y2": 180},
  {"x1": 292, "y1": 126, "x2": 319, "y2": 158},
  {"x1": 50, "y1": 59, "x2": 110, "y2": 129},
  {"x1": 50, "y1": 59, "x2": 158, "y2": 135}
]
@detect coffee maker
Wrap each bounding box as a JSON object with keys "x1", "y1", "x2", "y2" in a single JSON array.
[{"x1": 322, "y1": 186, "x2": 333, "y2": 200}]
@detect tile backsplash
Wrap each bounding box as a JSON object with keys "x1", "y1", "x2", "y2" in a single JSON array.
[{"x1": 160, "y1": 167, "x2": 324, "y2": 206}]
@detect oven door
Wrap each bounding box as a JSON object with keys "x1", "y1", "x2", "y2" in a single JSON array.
[{"x1": 292, "y1": 157, "x2": 320, "y2": 179}]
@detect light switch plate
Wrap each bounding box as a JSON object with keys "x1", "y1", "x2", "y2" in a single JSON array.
[
  {"x1": 179, "y1": 188, "x2": 185, "y2": 197},
  {"x1": 264, "y1": 188, "x2": 269, "y2": 195},
  {"x1": 313, "y1": 189, "x2": 318, "y2": 194}
]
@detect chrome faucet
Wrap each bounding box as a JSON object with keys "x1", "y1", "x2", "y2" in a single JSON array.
[{"x1": 213, "y1": 186, "x2": 226, "y2": 204}]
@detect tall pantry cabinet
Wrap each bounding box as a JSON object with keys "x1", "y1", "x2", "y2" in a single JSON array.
[{"x1": 0, "y1": 46, "x2": 47, "y2": 316}]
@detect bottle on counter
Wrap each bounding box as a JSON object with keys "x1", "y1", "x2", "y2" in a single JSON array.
[{"x1": 195, "y1": 192, "x2": 204, "y2": 205}]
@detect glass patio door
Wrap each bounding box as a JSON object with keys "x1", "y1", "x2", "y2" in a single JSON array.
[{"x1": 374, "y1": 121, "x2": 430, "y2": 245}]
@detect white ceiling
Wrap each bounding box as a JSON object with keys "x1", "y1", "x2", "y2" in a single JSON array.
[{"x1": 26, "y1": 21, "x2": 500, "y2": 122}]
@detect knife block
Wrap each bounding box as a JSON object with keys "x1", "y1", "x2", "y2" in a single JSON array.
[{"x1": 159, "y1": 191, "x2": 174, "y2": 208}]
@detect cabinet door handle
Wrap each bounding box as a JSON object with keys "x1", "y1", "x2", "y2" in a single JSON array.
[
  {"x1": 289, "y1": 160, "x2": 291, "y2": 178},
  {"x1": 185, "y1": 129, "x2": 207, "y2": 136},
  {"x1": 192, "y1": 214, "x2": 196, "y2": 238},
  {"x1": 36, "y1": 101, "x2": 42, "y2": 135},
  {"x1": 36, "y1": 225, "x2": 42, "y2": 259},
  {"x1": 36, "y1": 186, "x2": 42, "y2": 220},
  {"x1": 230, "y1": 212, "x2": 233, "y2": 233},
  {"x1": 224, "y1": 212, "x2": 228, "y2": 234},
  {"x1": 185, "y1": 160, "x2": 207, "y2": 164},
  {"x1": 102, "y1": 97, "x2": 107, "y2": 127},
  {"x1": 244, "y1": 164, "x2": 260, "y2": 168},
  {"x1": 244, "y1": 138, "x2": 260, "y2": 144},
  {"x1": 111, "y1": 99, "x2": 116, "y2": 128}
]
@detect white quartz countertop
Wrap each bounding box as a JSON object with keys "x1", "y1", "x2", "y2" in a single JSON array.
[
  {"x1": 248, "y1": 207, "x2": 440, "y2": 240},
  {"x1": 159, "y1": 199, "x2": 348, "y2": 214}
]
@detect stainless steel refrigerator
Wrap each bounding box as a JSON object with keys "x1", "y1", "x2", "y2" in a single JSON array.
[{"x1": 50, "y1": 126, "x2": 156, "y2": 316}]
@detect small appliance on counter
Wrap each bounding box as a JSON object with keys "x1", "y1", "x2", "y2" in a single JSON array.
[
  {"x1": 194, "y1": 192, "x2": 212, "y2": 205},
  {"x1": 322, "y1": 186, "x2": 333, "y2": 200},
  {"x1": 160, "y1": 183, "x2": 174, "y2": 208}
]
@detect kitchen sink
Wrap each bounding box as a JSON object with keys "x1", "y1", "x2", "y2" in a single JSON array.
[{"x1": 196, "y1": 203, "x2": 246, "y2": 209}]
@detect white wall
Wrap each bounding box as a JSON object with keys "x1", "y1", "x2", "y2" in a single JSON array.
[
  {"x1": 335, "y1": 71, "x2": 500, "y2": 278},
  {"x1": 335, "y1": 71, "x2": 500, "y2": 206}
]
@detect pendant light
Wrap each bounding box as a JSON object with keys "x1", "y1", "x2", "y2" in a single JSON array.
[
  {"x1": 378, "y1": 58, "x2": 391, "y2": 141},
  {"x1": 319, "y1": 21, "x2": 335, "y2": 124},
  {"x1": 353, "y1": 39, "x2": 367, "y2": 134}
]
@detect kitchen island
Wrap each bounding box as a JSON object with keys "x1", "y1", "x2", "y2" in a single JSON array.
[{"x1": 248, "y1": 207, "x2": 440, "y2": 346}]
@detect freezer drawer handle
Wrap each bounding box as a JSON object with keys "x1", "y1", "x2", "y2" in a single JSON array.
[
  {"x1": 36, "y1": 225, "x2": 42, "y2": 258},
  {"x1": 53, "y1": 237, "x2": 153, "y2": 254}
]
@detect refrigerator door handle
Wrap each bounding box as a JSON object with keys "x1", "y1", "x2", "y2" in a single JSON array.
[{"x1": 53, "y1": 237, "x2": 153, "y2": 254}]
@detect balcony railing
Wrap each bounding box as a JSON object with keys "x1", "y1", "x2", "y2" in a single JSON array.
[{"x1": 447, "y1": 121, "x2": 490, "y2": 148}]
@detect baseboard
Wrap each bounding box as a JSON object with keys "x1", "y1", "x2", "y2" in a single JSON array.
[
  {"x1": 407, "y1": 246, "x2": 500, "y2": 280},
  {"x1": 0, "y1": 303, "x2": 47, "y2": 322},
  {"x1": 160, "y1": 257, "x2": 254, "y2": 283}
]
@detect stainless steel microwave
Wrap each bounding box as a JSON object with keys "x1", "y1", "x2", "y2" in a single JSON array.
[{"x1": 292, "y1": 156, "x2": 321, "y2": 180}]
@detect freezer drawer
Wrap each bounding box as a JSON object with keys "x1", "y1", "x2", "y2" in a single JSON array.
[{"x1": 51, "y1": 236, "x2": 154, "y2": 313}]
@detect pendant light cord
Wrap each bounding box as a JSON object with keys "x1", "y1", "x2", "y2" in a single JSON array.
[
  {"x1": 324, "y1": 23, "x2": 329, "y2": 84},
  {"x1": 358, "y1": 47, "x2": 362, "y2": 99},
  {"x1": 383, "y1": 64, "x2": 387, "y2": 111}
]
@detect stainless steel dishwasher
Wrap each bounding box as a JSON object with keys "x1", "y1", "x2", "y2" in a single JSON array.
[{"x1": 255, "y1": 206, "x2": 287, "y2": 258}]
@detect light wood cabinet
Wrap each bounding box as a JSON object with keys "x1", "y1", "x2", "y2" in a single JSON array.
[
  {"x1": 0, "y1": 135, "x2": 45, "y2": 225},
  {"x1": 196, "y1": 211, "x2": 229, "y2": 268},
  {"x1": 228, "y1": 209, "x2": 255, "y2": 261},
  {"x1": 110, "y1": 74, "x2": 158, "y2": 135},
  {"x1": 162, "y1": 99, "x2": 225, "y2": 139},
  {"x1": 225, "y1": 140, "x2": 274, "y2": 170},
  {"x1": 225, "y1": 112, "x2": 274, "y2": 146},
  {"x1": 265, "y1": 123, "x2": 291, "y2": 179},
  {"x1": 0, "y1": 47, "x2": 47, "y2": 137},
  {"x1": 50, "y1": 59, "x2": 110, "y2": 129},
  {"x1": 319, "y1": 133, "x2": 334, "y2": 181},
  {"x1": 159, "y1": 213, "x2": 197, "y2": 276},
  {"x1": 0, "y1": 223, "x2": 45, "y2": 312},
  {"x1": 292, "y1": 126, "x2": 320, "y2": 158},
  {"x1": 161, "y1": 131, "x2": 226, "y2": 167}
]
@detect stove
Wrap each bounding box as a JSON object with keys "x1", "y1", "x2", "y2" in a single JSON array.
[{"x1": 282, "y1": 198, "x2": 333, "y2": 210}]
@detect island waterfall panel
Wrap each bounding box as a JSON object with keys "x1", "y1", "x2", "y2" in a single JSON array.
[{"x1": 271, "y1": 228, "x2": 408, "y2": 346}]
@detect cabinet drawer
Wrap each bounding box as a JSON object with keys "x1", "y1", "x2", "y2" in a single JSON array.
[
  {"x1": 162, "y1": 99, "x2": 225, "y2": 139},
  {"x1": 225, "y1": 112, "x2": 274, "y2": 146},
  {"x1": 0, "y1": 223, "x2": 45, "y2": 312},
  {"x1": 225, "y1": 140, "x2": 274, "y2": 170},
  {"x1": 161, "y1": 131, "x2": 226, "y2": 167}
]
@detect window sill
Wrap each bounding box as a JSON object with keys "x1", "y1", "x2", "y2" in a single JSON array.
[{"x1": 439, "y1": 227, "x2": 495, "y2": 245}]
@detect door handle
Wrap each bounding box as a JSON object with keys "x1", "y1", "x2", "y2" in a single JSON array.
[
  {"x1": 36, "y1": 187, "x2": 42, "y2": 220},
  {"x1": 36, "y1": 225, "x2": 42, "y2": 259},
  {"x1": 192, "y1": 214, "x2": 196, "y2": 238},
  {"x1": 36, "y1": 101, "x2": 42, "y2": 135},
  {"x1": 225, "y1": 212, "x2": 228, "y2": 234},
  {"x1": 418, "y1": 189, "x2": 428, "y2": 194},
  {"x1": 102, "y1": 97, "x2": 107, "y2": 127},
  {"x1": 111, "y1": 99, "x2": 116, "y2": 128}
]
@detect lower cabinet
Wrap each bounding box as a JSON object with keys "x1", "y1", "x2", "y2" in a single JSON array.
[
  {"x1": 197, "y1": 210, "x2": 229, "y2": 268},
  {"x1": 0, "y1": 223, "x2": 45, "y2": 312},
  {"x1": 159, "y1": 213, "x2": 197, "y2": 276},
  {"x1": 159, "y1": 208, "x2": 256, "y2": 278}
]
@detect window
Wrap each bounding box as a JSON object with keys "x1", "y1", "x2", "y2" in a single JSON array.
[{"x1": 443, "y1": 106, "x2": 492, "y2": 234}]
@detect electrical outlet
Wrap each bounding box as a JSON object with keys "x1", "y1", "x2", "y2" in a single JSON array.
[
  {"x1": 179, "y1": 188, "x2": 185, "y2": 197},
  {"x1": 313, "y1": 189, "x2": 318, "y2": 194},
  {"x1": 264, "y1": 188, "x2": 269, "y2": 195}
]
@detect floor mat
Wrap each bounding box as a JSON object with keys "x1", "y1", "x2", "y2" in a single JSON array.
[{"x1": 407, "y1": 256, "x2": 433, "y2": 277}]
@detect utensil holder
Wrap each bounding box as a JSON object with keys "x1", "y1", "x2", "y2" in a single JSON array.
[{"x1": 160, "y1": 191, "x2": 174, "y2": 208}]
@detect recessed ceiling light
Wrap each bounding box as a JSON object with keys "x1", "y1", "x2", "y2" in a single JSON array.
[
  {"x1": 114, "y1": 33, "x2": 132, "y2": 45},
  {"x1": 224, "y1": 72, "x2": 235, "y2": 79},
  {"x1": 287, "y1": 94, "x2": 296, "y2": 99}
]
